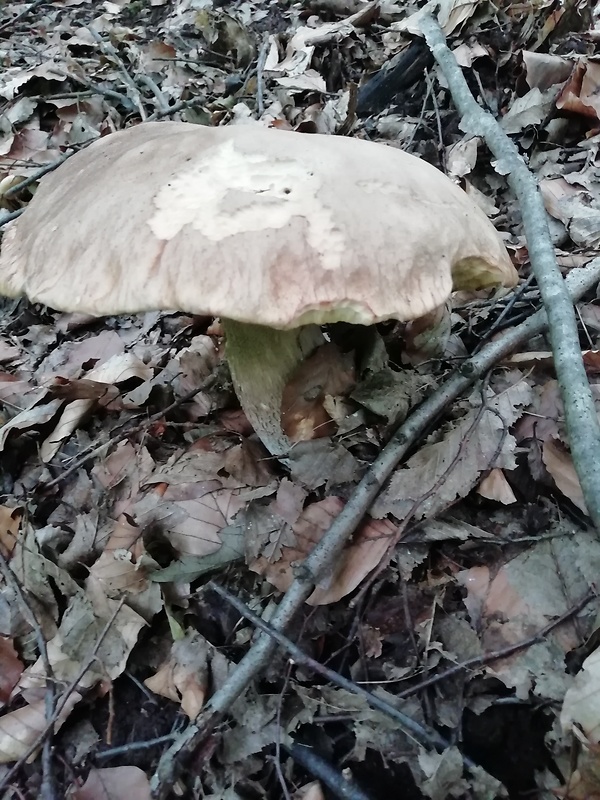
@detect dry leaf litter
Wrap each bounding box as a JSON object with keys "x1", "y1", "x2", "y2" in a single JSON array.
[{"x1": 1, "y1": 0, "x2": 600, "y2": 798}]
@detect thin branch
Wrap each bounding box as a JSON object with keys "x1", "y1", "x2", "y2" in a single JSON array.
[
  {"x1": 39, "y1": 372, "x2": 219, "y2": 491},
  {"x1": 0, "y1": 551, "x2": 56, "y2": 800},
  {"x1": 420, "y1": 13, "x2": 600, "y2": 529},
  {"x1": 0, "y1": 599, "x2": 125, "y2": 793},
  {"x1": 256, "y1": 39, "x2": 269, "y2": 118},
  {"x1": 138, "y1": 74, "x2": 169, "y2": 115},
  {"x1": 149, "y1": 259, "x2": 600, "y2": 799},
  {"x1": 5, "y1": 150, "x2": 82, "y2": 199},
  {"x1": 87, "y1": 28, "x2": 147, "y2": 119},
  {"x1": 94, "y1": 734, "x2": 178, "y2": 760},
  {"x1": 283, "y1": 742, "x2": 373, "y2": 800},
  {"x1": 209, "y1": 582, "x2": 471, "y2": 763},
  {"x1": 0, "y1": 209, "x2": 24, "y2": 227},
  {"x1": 394, "y1": 587, "x2": 597, "y2": 700},
  {"x1": 0, "y1": 0, "x2": 48, "y2": 33},
  {"x1": 146, "y1": 97, "x2": 207, "y2": 122}
]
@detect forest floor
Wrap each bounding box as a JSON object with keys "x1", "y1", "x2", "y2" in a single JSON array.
[{"x1": 1, "y1": 0, "x2": 600, "y2": 798}]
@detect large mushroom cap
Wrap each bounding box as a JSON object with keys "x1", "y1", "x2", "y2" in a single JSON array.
[{"x1": 0, "y1": 121, "x2": 517, "y2": 326}]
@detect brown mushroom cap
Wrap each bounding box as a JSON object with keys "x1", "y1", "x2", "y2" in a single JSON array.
[{"x1": 0, "y1": 121, "x2": 516, "y2": 327}]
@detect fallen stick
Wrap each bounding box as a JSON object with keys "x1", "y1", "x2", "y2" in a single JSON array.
[
  {"x1": 209, "y1": 582, "x2": 476, "y2": 765},
  {"x1": 420, "y1": 13, "x2": 600, "y2": 529},
  {"x1": 149, "y1": 259, "x2": 600, "y2": 798}
]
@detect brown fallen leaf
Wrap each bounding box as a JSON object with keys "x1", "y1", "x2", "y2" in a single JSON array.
[
  {"x1": 0, "y1": 505, "x2": 21, "y2": 557},
  {"x1": 0, "y1": 692, "x2": 82, "y2": 763},
  {"x1": 477, "y1": 468, "x2": 517, "y2": 504},
  {"x1": 557, "y1": 59, "x2": 600, "y2": 120},
  {"x1": 281, "y1": 343, "x2": 355, "y2": 442},
  {"x1": 87, "y1": 516, "x2": 152, "y2": 598},
  {"x1": 0, "y1": 637, "x2": 23, "y2": 705},
  {"x1": 542, "y1": 438, "x2": 586, "y2": 513},
  {"x1": 144, "y1": 631, "x2": 211, "y2": 719},
  {"x1": 250, "y1": 496, "x2": 395, "y2": 605},
  {"x1": 70, "y1": 766, "x2": 151, "y2": 800}
]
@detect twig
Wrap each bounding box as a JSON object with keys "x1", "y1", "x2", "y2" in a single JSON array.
[
  {"x1": 5, "y1": 150, "x2": 84, "y2": 200},
  {"x1": 256, "y1": 39, "x2": 269, "y2": 118},
  {"x1": 138, "y1": 75, "x2": 169, "y2": 116},
  {"x1": 68, "y1": 75, "x2": 135, "y2": 111},
  {"x1": 39, "y1": 373, "x2": 219, "y2": 491},
  {"x1": 420, "y1": 14, "x2": 600, "y2": 529},
  {"x1": 0, "y1": 599, "x2": 125, "y2": 793},
  {"x1": 87, "y1": 28, "x2": 147, "y2": 120},
  {"x1": 0, "y1": 551, "x2": 56, "y2": 800},
  {"x1": 0, "y1": 209, "x2": 24, "y2": 227},
  {"x1": 0, "y1": 0, "x2": 47, "y2": 33},
  {"x1": 149, "y1": 259, "x2": 600, "y2": 799},
  {"x1": 209, "y1": 582, "x2": 470, "y2": 762},
  {"x1": 395, "y1": 586, "x2": 597, "y2": 700},
  {"x1": 273, "y1": 663, "x2": 293, "y2": 800},
  {"x1": 477, "y1": 272, "x2": 538, "y2": 342},
  {"x1": 284, "y1": 742, "x2": 372, "y2": 800},
  {"x1": 146, "y1": 97, "x2": 206, "y2": 122},
  {"x1": 94, "y1": 734, "x2": 178, "y2": 760}
]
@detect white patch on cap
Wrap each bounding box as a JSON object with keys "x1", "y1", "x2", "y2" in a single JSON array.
[{"x1": 147, "y1": 139, "x2": 345, "y2": 270}]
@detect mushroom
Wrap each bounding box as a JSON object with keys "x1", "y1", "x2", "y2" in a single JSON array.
[{"x1": 0, "y1": 121, "x2": 517, "y2": 456}]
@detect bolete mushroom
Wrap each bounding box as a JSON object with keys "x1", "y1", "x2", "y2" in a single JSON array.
[{"x1": 0, "y1": 121, "x2": 517, "y2": 456}]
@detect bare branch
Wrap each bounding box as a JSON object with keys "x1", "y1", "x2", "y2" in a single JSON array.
[
  {"x1": 149, "y1": 259, "x2": 600, "y2": 799},
  {"x1": 420, "y1": 12, "x2": 600, "y2": 529}
]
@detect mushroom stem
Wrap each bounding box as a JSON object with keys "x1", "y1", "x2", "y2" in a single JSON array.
[{"x1": 223, "y1": 319, "x2": 325, "y2": 457}]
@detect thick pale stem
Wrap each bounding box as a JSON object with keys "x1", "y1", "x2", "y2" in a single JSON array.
[{"x1": 223, "y1": 319, "x2": 324, "y2": 458}]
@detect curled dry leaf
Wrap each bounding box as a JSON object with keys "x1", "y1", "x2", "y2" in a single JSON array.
[
  {"x1": 70, "y1": 766, "x2": 151, "y2": 800},
  {"x1": 556, "y1": 59, "x2": 600, "y2": 120},
  {"x1": 0, "y1": 398, "x2": 63, "y2": 452},
  {"x1": 40, "y1": 352, "x2": 153, "y2": 463},
  {"x1": 281, "y1": 343, "x2": 355, "y2": 442},
  {"x1": 144, "y1": 631, "x2": 212, "y2": 719},
  {"x1": 477, "y1": 468, "x2": 517, "y2": 504},
  {"x1": 250, "y1": 496, "x2": 396, "y2": 605},
  {"x1": 86, "y1": 516, "x2": 162, "y2": 622}
]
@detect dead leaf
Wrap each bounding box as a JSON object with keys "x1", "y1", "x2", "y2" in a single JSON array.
[
  {"x1": 557, "y1": 59, "x2": 600, "y2": 120},
  {"x1": 145, "y1": 631, "x2": 211, "y2": 719},
  {"x1": 457, "y1": 529, "x2": 600, "y2": 698},
  {"x1": 0, "y1": 692, "x2": 82, "y2": 763},
  {"x1": 477, "y1": 468, "x2": 517, "y2": 504},
  {"x1": 0, "y1": 638, "x2": 23, "y2": 705},
  {"x1": 250, "y1": 497, "x2": 396, "y2": 604},
  {"x1": 543, "y1": 438, "x2": 586, "y2": 512},
  {"x1": 293, "y1": 782, "x2": 325, "y2": 800},
  {"x1": 562, "y1": 647, "x2": 600, "y2": 743},
  {"x1": 282, "y1": 343, "x2": 355, "y2": 442},
  {"x1": 373, "y1": 379, "x2": 532, "y2": 520},
  {"x1": 0, "y1": 506, "x2": 21, "y2": 557},
  {"x1": 70, "y1": 766, "x2": 151, "y2": 800}
]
